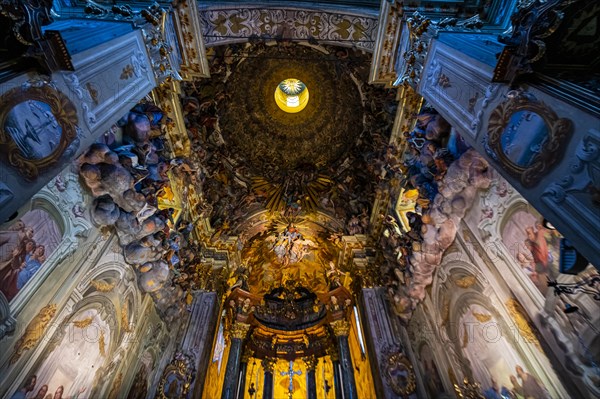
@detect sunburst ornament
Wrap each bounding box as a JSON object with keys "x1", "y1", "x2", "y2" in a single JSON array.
[{"x1": 275, "y1": 78, "x2": 309, "y2": 113}]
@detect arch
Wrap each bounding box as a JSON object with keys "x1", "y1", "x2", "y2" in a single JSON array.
[
  {"x1": 76, "y1": 260, "x2": 142, "y2": 341},
  {"x1": 6, "y1": 174, "x2": 91, "y2": 315}
]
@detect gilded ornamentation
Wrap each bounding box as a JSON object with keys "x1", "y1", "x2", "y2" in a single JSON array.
[
  {"x1": 495, "y1": 0, "x2": 572, "y2": 82},
  {"x1": 370, "y1": 1, "x2": 403, "y2": 83},
  {"x1": 486, "y1": 90, "x2": 573, "y2": 187},
  {"x1": 241, "y1": 348, "x2": 254, "y2": 363},
  {"x1": 262, "y1": 357, "x2": 276, "y2": 373},
  {"x1": 454, "y1": 377, "x2": 484, "y2": 399},
  {"x1": 121, "y1": 303, "x2": 132, "y2": 333},
  {"x1": 472, "y1": 312, "x2": 492, "y2": 323},
  {"x1": 73, "y1": 316, "x2": 94, "y2": 329},
  {"x1": 393, "y1": 12, "x2": 432, "y2": 88},
  {"x1": 199, "y1": 8, "x2": 377, "y2": 51},
  {"x1": 174, "y1": 0, "x2": 210, "y2": 78},
  {"x1": 302, "y1": 355, "x2": 317, "y2": 371},
  {"x1": 108, "y1": 372, "x2": 123, "y2": 399},
  {"x1": 99, "y1": 330, "x2": 106, "y2": 356},
  {"x1": 454, "y1": 275, "x2": 477, "y2": 289},
  {"x1": 120, "y1": 64, "x2": 135, "y2": 80},
  {"x1": 505, "y1": 298, "x2": 542, "y2": 349},
  {"x1": 10, "y1": 304, "x2": 57, "y2": 364},
  {"x1": 230, "y1": 322, "x2": 251, "y2": 340},
  {"x1": 84, "y1": 82, "x2": 99, "y2": 105},
  {"x1": 381, "y1": 351, "x2": 416, "y2": 397},
  {"x1": 90, "y1": 279, "x2": 116, "y2": 292},
  {"x1": 330, "y1": 319, "x2": 350, "y2": 337},
  {"x1": 157, "y1": 352, "x2": 195, "y2": 399},
  {"x1": 0, "y1": 84, "x2": 78, "y2": 180}
]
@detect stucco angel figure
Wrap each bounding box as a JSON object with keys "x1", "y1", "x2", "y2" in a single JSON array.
[{"x1": 326, "y1": 261, "x2": 346, "y2": 290}]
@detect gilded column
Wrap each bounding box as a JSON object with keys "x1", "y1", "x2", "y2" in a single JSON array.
[
  {"x1": 221, "y1": 322, "x2": 251, "y2": 399},
  {"x1": 331, "y1": 319, "x2": 358, "y2": 399},
  {"x1": 303, "y1": 355, "x2": 318, "y2": 399},
  {"x1": 262, "y1": 357, "x2": 276, "y2": 399}
]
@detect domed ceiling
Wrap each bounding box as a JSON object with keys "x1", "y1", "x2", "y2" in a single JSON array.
[
  {"x1": 181, "y1": 41, "x2": 397, "y2": 295},
  {"x1": 218, "y1": 44, "x2": 364, "y2": 178}
]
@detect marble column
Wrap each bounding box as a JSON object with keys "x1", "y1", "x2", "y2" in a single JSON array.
[
  {"x1": 331, "y1": 320, "x2": 358, "y2": 399},
  {"x1": 329, "y1": 351, "x2": 344, "y2": 399},
  {"x1": 236, "y1": 349, "x2": 253, "y2": 399},
  {"x1": 262, "y1": 357, "x2": 276, "y2": 399},
  {"x1": 303, "y1": 355, "x2": 318, "y2": 399},
  {"x1": 177, "y1": 291, "x2": 219, "y2": 399},
  {"x1": 221, "y1": 322, "x2": 251, "y2": 399}
]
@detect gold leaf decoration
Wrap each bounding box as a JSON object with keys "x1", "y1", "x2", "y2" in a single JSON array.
[
  {"x1": 10, "y1": 304, "x2": 57, "y2": 364},
  {"x1": 505, "y1": 298, "x2": 541, "y2": 349},
  {"x1": 73, "y1": 316, "x2": 93, "y2": 329},
  {"x1": 472, "y1": 311, "x2": 492, "y2": 323},
  {"x1": 99, "y1": 330, "x2": 106, "y2": 357},
  {"x1": 91, "y1": 279, "x2": 116, "y2": 292},
  {"x1": 121, "y1": 303, "x2": 132, "y2": 333},
  {"x1": 454, "y1": 275, "x2": 477, "y2": 289}
]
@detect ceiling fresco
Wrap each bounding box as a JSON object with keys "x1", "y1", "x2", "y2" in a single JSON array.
[{"x1": 178, "y1": 41, "x2": 398, "y2": 294}]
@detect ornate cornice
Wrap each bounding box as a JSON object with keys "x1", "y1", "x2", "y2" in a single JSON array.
[
  {"x1": 330, "y1": 319, "x2": 351, "y2": 337},
  {"x1": 199, "y1": 7, "x2": 377, "y2": 51}
]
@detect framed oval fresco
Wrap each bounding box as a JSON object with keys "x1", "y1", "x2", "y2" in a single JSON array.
[
  {"x1": 0, "y1": 84, "x2": 78, "y2": 180},
  {"x1": 487, "y1": 91, "x2": 573, "y2": 187}
]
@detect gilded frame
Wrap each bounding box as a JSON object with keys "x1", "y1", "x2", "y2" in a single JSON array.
[
  {"x1": 0, "y1": 84, "x2": 78, "y2": 180},
  {"x1": 487, "y1": 91, "x2": 572, "y2": 187},
  {"x1": 157, "y1": 355, "x2": 193, "y2": 399},
  {"x1": 383, "y1": 351, "x2": 417, "y2": 397}
]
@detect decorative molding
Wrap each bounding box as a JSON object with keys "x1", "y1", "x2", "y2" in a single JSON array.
[
  {"x1": 156, "y1": 352, "x2": 195, "y2": 399},
  {"x1": 0, "y1": 292, "x2": 16, "y2": 340},
  {"x1": 199, "y1": 7, "x2": 378, "y2": 52},
  {"x1": 505, "y1": 298, "x2": 542, "y2": 349},
  {"x1": 10, "y1": 303, "x2": 57, "y2": 364},
  {"x1": 419, "y1": 39, "x2": 498, "y2": 138},
  {"x1": 173, "y1": 0, "x2": 210, "y2": 79},
  {"x1": 63, "y1": 72, "x2": 97, "y2": 129},
  {"x1": 486, "y1": 90, "x2": 573, "y2": 186},
  {"x1": 494, "y1": 0, "x2": 580, "y2": 82},
  {"x1": 0, "y1": 84, "x2": 78, "y2": 180},
  {"x1": 380, "y1": 349, "x2": 417, "y2": 397},
  {"x1": 369, "y1": 0, "x2": 403, "y2": 84}
]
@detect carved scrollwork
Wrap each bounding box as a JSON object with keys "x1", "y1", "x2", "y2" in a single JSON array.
[
  {"x1": 381, "y1": 349, "x2": 416, "y2": 397},
  {"x1": 10, "y1": 303, "x2": 57, "y2": 364},
  {"x1": 0, "y1": 0, "x2": 53, "y2": 46},
  {"x1": 486, "y1": 91, "x2": 573, "y2": 187},
  {"x1": 157, "y1": 352, "x2": 195, "y2": 399},
  {"x1": 494, "y1": 0, "x2": 580, "y2": 82}
]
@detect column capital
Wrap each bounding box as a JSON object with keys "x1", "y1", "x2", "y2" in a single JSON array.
[
  {"x1": 261, "y1": 357, "x2": 276, "y2": 373},
  {"x1": 230, "y1": 322, "x2": 251, "y2": 339},
  {"x1": 302, "y1": 355, "x2": 318, "y2": 371},
  {"x1": 330, "y1": 319, "x2": 351, "y2": 337}
]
